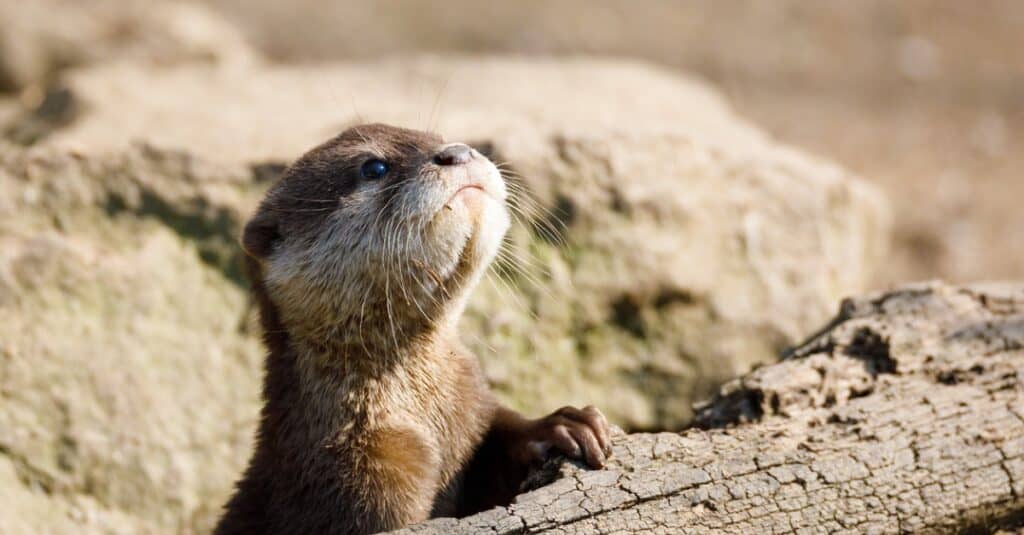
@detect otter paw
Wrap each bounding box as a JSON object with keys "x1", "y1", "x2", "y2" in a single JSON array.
[{"x1": 526, "y1": 405, "x2": 612, "y2": 468}]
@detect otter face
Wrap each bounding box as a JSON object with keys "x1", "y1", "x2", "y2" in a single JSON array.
[{"x1": 242, "y1": 124, "x2": 509, "y2": 339}]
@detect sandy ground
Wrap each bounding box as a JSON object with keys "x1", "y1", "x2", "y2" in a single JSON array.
[{"x1": 204, "y1": 0, "x2": 1024, "y2": 288}]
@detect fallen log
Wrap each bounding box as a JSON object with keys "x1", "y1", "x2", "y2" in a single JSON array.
[{"x1": 395, "y1": 282, "x2": 1024, "y2": 534}]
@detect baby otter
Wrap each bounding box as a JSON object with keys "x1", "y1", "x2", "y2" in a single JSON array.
[{"x1": 215, "y1": 124, "x2": 611, "y2": 534}]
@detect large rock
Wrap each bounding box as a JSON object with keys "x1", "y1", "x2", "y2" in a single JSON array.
[
  {"x1": 0, "y1": 0, "x2": 255, "y2": 93},
  {"x1": 37, "y1": 58, "x2": 767, "y2": 161},
  {"x1": 5, "y1": 57, "x2": 891, "y2": 429},
  {"x1": 16, "y1": 57, "x2": 889, "y2": 428},
  {"x1": 0, "y1": 143, "x2": 264, "y2": 533},
  {"x1": 0, "y1": 57, "x2": 889, "y2": 532}
]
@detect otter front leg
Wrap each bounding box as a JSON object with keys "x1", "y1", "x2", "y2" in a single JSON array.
[
  {"x1": 352, "y1": 426, "x2": 442, "y2": 533},
  {"x1": 457, "y1": 405, "x2": 612, "y2": 515}
]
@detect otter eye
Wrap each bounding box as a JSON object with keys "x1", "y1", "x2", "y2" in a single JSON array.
[{"x1": 360, "y1": 159, "x2": 389, "y2": 180}]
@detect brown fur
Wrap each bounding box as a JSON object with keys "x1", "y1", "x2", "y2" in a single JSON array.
[{"x1": 216, "y1": 124, "x2": 610, "y2": 534}]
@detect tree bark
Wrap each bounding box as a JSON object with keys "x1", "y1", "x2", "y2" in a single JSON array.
[{"x1": 394, "y1": 282, "x2": 1024, "y2": 534}]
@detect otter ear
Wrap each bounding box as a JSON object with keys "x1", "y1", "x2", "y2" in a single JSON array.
[{"x1": 241, "y1": 210, "x2": 281, "y2": 260}]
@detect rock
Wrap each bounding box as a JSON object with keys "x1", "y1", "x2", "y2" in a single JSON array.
[
  {"x1": 4, "y1": 57, "x2": 889, "y2": 429},
  {"x1": 0, "y1": 0, "x2": 256, "y2": 93},
  {"x1": 0, "y1": 57, "x2": 889, "y2": 532},
  {"x1": 0, "y1": 143, "x2": 264, "y2": 533},
  {"x1": 34, "y1": 57, "x2": 766, "y2": 162}
]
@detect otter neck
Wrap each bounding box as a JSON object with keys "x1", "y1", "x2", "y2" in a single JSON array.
[
  {"x1": 248, "y1": 261, "x2": 458, "y2": 373},
  {"x1": 251, "y1": 280, "x2": 462, "y2": 433},
  {"x1": 287, "y1": 289, "x2": 460, "y2": 371},
  {"x1": 291, "y1": 311, "x2": 456, "y2": 377}
]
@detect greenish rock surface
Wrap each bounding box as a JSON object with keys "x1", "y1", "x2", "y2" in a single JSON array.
[{"x1": 0, "y1": 144, "x2": 263, "y2": 533}]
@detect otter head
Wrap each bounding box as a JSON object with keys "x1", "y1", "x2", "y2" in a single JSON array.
[{"x1": 242, "y1": 124, "x2": 509, "y2": 349}]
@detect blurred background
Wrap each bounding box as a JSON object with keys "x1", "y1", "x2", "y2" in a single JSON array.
[
  {"x1": 4, "y1": 1, "x2": 1023, "y2": 285},
  {"x1": 204, "y1": 0, "x2": 1024, "y2": 286},
  {"x1": 0, "y1": 1, "x2": 1021, "y2": 533}
]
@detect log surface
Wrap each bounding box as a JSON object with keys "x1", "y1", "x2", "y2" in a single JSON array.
[{"x1": 395, "y1": 282, "x2": 1024, "y2": 534}]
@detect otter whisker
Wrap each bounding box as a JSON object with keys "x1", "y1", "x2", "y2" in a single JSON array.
[
  {"x1": 383, "y1": 255, "x2": 401, "y2": 353},
  {"x1": 496, "y1": 234, "x2": 556, "y2": 277},
  {"x1": 498, "y1": 172, "x2": 571, "y2": 249},
  {"x1": 506, "y1": 190, "x2": 570, "y2": 240},
  {"x1": 461, "y1": 329, "x2": 498, "y2": 360},
  {"x1": 492, "y1": 234, "x2": 563, "y2": 302},
  {"x1": 483, "y1": 270, "x2": 540, "y2": 323},
  {"x1": 425, "y1": 73, "x2": 453, "y2": 134},
  {"x1": 412, "y1": 258, "x2": 450, "y2": 301},
  {"x1": 373, "y1": 193, "x2": 407, "y2": 355},
  {"x1": 395, "y1": 201, "x2": 433, "y2": 323}
]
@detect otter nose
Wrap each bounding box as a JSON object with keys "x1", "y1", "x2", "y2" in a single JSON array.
[{"x1": 433, "y1": 144, "x2": 473, "y2": 166}]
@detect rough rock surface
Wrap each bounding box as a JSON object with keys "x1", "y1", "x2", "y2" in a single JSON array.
[
  {"x1": 0, "y1": 0, "x2": 254, "y2": 93},
  {"x1": 0, "y1": 143, "x2": 264, "y2": 533},
  {"x1": 0, "y1": 57, "x2": 890, "y2": 533},
  {"x1": 5, "y1": 57, "x2": 890, "y2": 429},
  {"x1": 396, "y1": 282, "x2": 1024, "y2": 534}
]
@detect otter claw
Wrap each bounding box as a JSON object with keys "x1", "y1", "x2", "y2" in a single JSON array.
[{"x1": 530, "y1": 405, "x2": 612, "y2": 468}]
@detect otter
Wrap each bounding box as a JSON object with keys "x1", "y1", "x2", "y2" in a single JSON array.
[{"x1": 215, "y1": 124, "x2": 611, "y2": 534}]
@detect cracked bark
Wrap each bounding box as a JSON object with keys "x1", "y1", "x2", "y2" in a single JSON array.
[{"x1": 394, "y1": 282, "x2": 1024, "y2": 534}]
